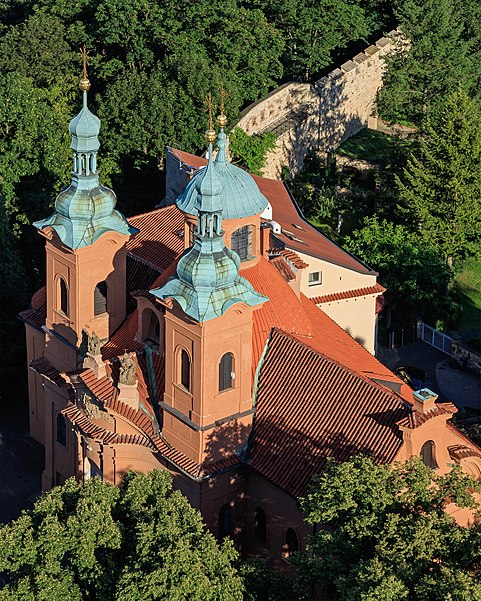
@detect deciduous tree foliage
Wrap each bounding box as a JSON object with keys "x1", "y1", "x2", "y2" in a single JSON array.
[
  {"x1": 344, "y1": 216, "x2": 452, "y2": 321},
  {"x1": 0, "y1": 470, "x2": 243, "y2": 600},
  {"x1": 396, "y1": 89, "x2": 481, "y2": 267},
  {"x1": 295, "y1": 456, "x2": 481, "y2": 601}
]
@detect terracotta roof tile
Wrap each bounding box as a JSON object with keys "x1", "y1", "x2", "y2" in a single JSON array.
[
  {"x1": 240, "y1": 258, "x2": 313, "y2": 370},
  {"x1": 31, "y1": 286, "x2": 46, "y2": 309},
  {"x1": 396, "y1": 403, "x2": 457, "y2": 430},
  {"x1": 448, "y1": 444, "x2": 481, "y2": 461},
  {"x1": 311, "y1": 283, "x2": 386, "y2": 304},
  {"x1": 268, "y1": 248, "x2": 308, "y2": 269},
  {"x1": 63, "y1": 404, "x2": 157, "y2": 450},
  {"x1": 249, "y1": 329, "x2": 409, "y2": 497},
  {"x1": 30, "y1": 357, "x2": 67, "y2": 387},
  {"x1": 127, "y1": 206, "x2": 185, "y2": 272},
  {"x1": 270, "y1": 257, "x2": 295, "y2": 282}
]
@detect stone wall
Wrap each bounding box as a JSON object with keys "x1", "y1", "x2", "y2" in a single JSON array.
[
  {"x1": 236, "y1": 30, "x2": 400, "y2": 179},
  {"x1": 452, "y1": 340, "x2": 481, "y2": 376}
]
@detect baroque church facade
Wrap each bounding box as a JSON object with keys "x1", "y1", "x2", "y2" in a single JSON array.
[{"x1": 21, "y1": 70, "x2": 481, "y2": 561}]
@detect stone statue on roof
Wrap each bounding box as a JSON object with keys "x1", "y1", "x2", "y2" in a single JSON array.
[
  {"x1": 119, "y1": 352, "x2": 136, "y2": 386},
  {"x1": 87, "y1": 330, "x2": 102, "y2": 357}
]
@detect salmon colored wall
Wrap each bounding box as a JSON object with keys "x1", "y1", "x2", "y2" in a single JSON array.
[
  {"x1": 161, "y1": 302, "x2": 255, "y2": 464},
  {"x1": 44, "y1": 230, "x2": 130, "y2": 350},
  {"x1": 25, "y1": 325, "x2": 46, "y2": 444},
  {"x1": 42, "y1": 380, "x2": 72, "y2": 490}
]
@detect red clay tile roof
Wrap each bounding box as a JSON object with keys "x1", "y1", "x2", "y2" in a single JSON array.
[
  {"x1": 127, "y1": 206, "x2": 185, "y2": 272},
  {"x1": 19, "y1": 286, "x2": 47, "y2": 331},
  {"x1": 396, "y1": 403, "x2": 457, "y2": 430},
  {"x1": 30, "y1": 357, "x2": 68, "y2": 387},
  {"x1": 311, "y1": 283, "x2": 386, "y2": 304},
  {"x1": 448, "y1": 444, "x2": 481, "y2": 461},
  {"x1": 168, "y1": 148, "x2": 374, "y2": 275},
  {"x1": 152, "y1": 435, "x2": 241, "y2": 480},
  {"x1": 249, "y1": 329, "x2": 409, "y2": 497},
  {"x1": 240, "y1": 258, "x2": 313, "y2": 370},
  {"x1": 270, "y1": 257, "x2": 295, "y2": 282},
  {"x1": 63, "y1": 403, "x2": 157, "y2": 449},
  {"x1": 268, "y1": 248, "x2": 308, "y2": 269},
  {"x1": 31, "y1": 286, "x2": 46, "y2": 309}
]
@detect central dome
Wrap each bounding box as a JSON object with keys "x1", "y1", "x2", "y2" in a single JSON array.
[{"x1": 176, "y1": 132, "x2": 269, "y2": 220}]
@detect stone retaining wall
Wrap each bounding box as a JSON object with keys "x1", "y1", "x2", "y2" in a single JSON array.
[
  {"x1": 236, "y1": 30, "x2": 401, "y2": 179},
  {"x1": 452, "y1": 341, "x2": 481, "y2": 376}
]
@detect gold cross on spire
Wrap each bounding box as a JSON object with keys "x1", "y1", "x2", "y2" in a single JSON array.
[
  {"x1": 217, "y1": 85, "x2": 227, "y2": 128},
  {"x1": 205, "y1": 92, "x2": 216, "y2": 144},
  {"x1": 79, "y1": 45, "x2": 91, "y2": 92}
]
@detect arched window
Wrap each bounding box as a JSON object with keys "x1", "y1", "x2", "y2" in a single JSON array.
[
  {"x1": 231, "y1": 225, "x2": 253, "y2": 261},
  {"x1": 56, "y1": 413, "x2": 67, "y2": 446},
  {"x1": 219, "y1": 353, "x2": 233, "y2": 391},
  {"x1": 283, "y1": 528, "x2": 299, "y2": 558},
  {"x1": 218, "y1": 504, "x2": 233, "y2": 540},
  {"x1": 421, "y1": 440, "x2": 438, "y2": 469},
  {"x1": 180, "y1": 349, "x2": 191, "y2": 391},
  {"x1": 59, "y1": 278, "x2": 68, "y2": 316},
  {"x1": 142, "y1": 309, "x2": 160, "y2": 345},
  {"x1": 254, "y1": 507, "x2": 267, "y2": 545},
  {"x1": 94, "y1": 281, "x2": 108, "y2": 315}
]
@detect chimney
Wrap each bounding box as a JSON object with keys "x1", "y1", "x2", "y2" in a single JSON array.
[
  {"x1": 412, "y1": 388, "x2": 438, "y2": 414},
  {"x1": 260, "y1": 222, "x2": 271, "y2": 257}
]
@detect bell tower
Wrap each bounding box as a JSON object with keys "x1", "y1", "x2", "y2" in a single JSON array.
[
  {"x1": 34, "y1": 49, "x2": 137, "y2": 372},
  {"x1": 151, "y1": 103, "x2": 268, "y2": 466}
]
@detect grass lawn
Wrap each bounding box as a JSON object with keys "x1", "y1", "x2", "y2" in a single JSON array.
[
  {"x1": 336, "y1": 129, "x2": 398, "y2": 164},
  {"x1": 451, "y1": 258, "x2": 481, "y2": 338}
]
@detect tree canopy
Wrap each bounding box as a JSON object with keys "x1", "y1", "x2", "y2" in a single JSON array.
[
  {"x1": 396, "y1": 89, "x2": 481, "y2": 267},
  {"x1": 377, "y1": 0, "x2": 481, "y2": 125},
  {"x1": 0, "y1": 470, "x2": 243, "y2": 600},
  {"x1": 296, "y1": 456, "x2": 481, "y2": 601},
  {"x1": 344, "y1": 216, "x2": 453, "y2": 321}
]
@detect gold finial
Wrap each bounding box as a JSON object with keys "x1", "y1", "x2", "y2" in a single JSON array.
[
  {"x1": 205, "y1": 93, "x2": 217, "y2": 144},
  {"x1": 79, "y1": 46, "x2": 91, "y2": 92},
  {"x1": 216, "y1": 86, "x2": 227, "y2": 128}
]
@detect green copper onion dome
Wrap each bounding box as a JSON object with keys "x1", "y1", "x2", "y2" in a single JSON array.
[
  {"x1": 176, "y1": 129, "x2": 269, "y2": 220},
  {"x1": 151, "y1": 139, "x2": 267, "y2": 322},
  {"x1": 34, "y1": 58, "x2": 136, "y2": 249}
]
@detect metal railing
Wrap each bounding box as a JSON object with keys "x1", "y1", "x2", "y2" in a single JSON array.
[{"x1": 417, "y1": 321, "x2": 453, "y2": 355}]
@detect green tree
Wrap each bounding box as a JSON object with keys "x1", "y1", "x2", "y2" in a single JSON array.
[
  {"x1": 344, "y1": 216, "x2": 453, "y2": 322},
  {"x1": 295, "y1": 456, "x2": 481, "y2": 601},
  {"x1": 377, "y1": 0, "x2": 478, "y2": 125},
  {"x1": 396, "y1": 89, "x2": 481, "y2": 267},
  {"x1": 229, "y1": 127, "x2": 276, "y2": 175},
  {"x1": 0, "y1": 470, "x2": 243, "y2": 600},
  {"x1": 249, "y1": 0, "x2": 370, "y2": 80}
]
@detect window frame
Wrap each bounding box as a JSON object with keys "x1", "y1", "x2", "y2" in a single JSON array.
[
  {"x1": 180, "y1": 348, "x2": 191, "y2": 392},
  {"x1": 56, "y1": 413, "x2": 67, "y2": 447},
  {"x1": 420, "y1": 440, "x2": 438, "y2": 469},
  {"x1": 231, "y1": 225, "x2": 253, "y2": 262},
  {"x1": 308, "y1": 271, "x2": 322, "y2": 286},
  {"x1": 58, "y1": 277, "x2": 69, "y2": 316},
  {"x1": 219, "y1": 352, "x2": 234, "y2": 392},
  {"x1": 94, "y1": 281, "x2": 108, "y2": 316}
]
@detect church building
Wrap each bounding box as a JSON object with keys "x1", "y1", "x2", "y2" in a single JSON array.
[{"x1": 20, "y1": 67, "x2": 481, "y2": 562}]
